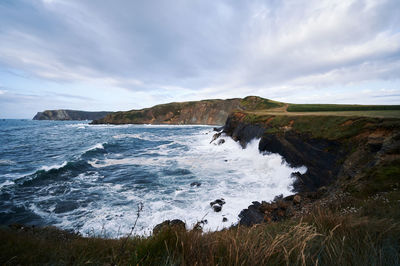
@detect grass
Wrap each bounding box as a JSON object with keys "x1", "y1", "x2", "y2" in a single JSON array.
[
  {"x1": 287, "y1": 104, "x2": 400, "y2": 112},
  {"x1": 1, "y1": 205, "x2": 400, "y2": 265},
  {"x1": 240, "y1": 112, "x2": 400, "y2": 140},
  {"x1": 240, "y1": 96, "x2": 284, "y2": 110}
]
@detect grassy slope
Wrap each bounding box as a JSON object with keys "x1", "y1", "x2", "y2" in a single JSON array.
[
  {"x1": 1, "y1": 202, "x2": 400, "y2": 265},
  {"x1": 241, "y1": 112, "x2": 400, "y2": 140}
]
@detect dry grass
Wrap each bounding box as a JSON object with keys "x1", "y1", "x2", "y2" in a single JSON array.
[{"x1": 1, "y1": 207, "x2": 399, "y2": 265}]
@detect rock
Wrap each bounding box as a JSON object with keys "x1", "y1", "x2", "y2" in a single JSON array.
[
  {"x1": 239, "y1": 204, "x2": 264, "y2": 226},
  {"x1": 210, "y1": 132, "x2": 222, "y2": 144},
  {"x1": 190, "y1": 182, "x2": 201, "y2": 187},
  {"x1": 222, "y1": 217, "x2": 228, "y2": 222},
  {"x1": 217, "y1": 139, "x2": 225, "y2": 145},
  {"x1": 213, "y1": 205, "x2": 222, "y2": 212},
  {"x1": 283, "y1": 195, "x2": 295, "y2": 201},
  {"x1": 293, "y1": 195, "x2": 301, "y2": 204},
  {"x1": 213, "y1": 126, "x2": 224, "y2": 132},
  {"x1": 153, "y1": 219, "x2": 186, "y2": 235},
  {"x1": 210, "y1": 198, "x2": 226, "y2": 207}
]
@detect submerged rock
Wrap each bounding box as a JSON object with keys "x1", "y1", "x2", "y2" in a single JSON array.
[
  {"x1": 153, "y1": 219, "x2": 186, "y2": 235},
  {"x1": 217, "y1": 139, "x2": 225, "y2": 145},
  {"x1": 190, "y1": 182, "x2": 201, "y2": 187}
]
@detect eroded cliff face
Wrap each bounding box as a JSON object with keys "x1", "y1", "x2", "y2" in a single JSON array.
[
  {"x1": 223, "y1": 111, "x2": 400, "y2": 193},
  {"x1": 33, "y1": 110, "x2": 112, "y2": 121},
  {"x1": 91, "y1": 96, "x2": 284, "y2": 125}
]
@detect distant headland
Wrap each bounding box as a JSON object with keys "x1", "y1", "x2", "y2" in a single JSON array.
[{"x1": 33, "y1": 110, "x2": 112, "y2": 121}]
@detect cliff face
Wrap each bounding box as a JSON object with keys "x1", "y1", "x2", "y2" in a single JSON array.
[
  {"x1": 33, "y1": 110, "x2": 112, "y2": 121},
  {"x1": 223, "y1": 111, "x2": 400, "y2": 193},
  {"x1": 91, "y1": 96, "x2": 284, "y2": 125}
]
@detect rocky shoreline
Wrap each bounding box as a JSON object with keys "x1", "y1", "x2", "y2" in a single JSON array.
[{"x1": 154, "y1": 111, "x2": 400, "y2": 232}]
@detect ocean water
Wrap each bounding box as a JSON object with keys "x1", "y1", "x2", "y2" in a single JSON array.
[{"x1": 0, "y1": 120, "x2": 306, "y2": 237}]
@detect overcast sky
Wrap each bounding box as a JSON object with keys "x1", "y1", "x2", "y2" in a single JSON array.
[{"x1": 1, "y1": 0, "x2": 400, "y2": 118}]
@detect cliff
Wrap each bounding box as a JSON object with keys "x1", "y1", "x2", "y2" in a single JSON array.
[
  {"x1": 90, "y1": 96, "x2": 284, "y2": 125},
  {"x1": 223, "y1": 111, "x2": 400, "y2": 193},
  {"x1": 33, "y1": 110, "x2": 112, "y2": 121}
]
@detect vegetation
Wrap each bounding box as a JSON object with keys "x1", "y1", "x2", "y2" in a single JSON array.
[
  {"x1": 241, "y1": 96, "x2": 284, "y2": 110},
  {"x1": 287, "y1": 103, "x2": 400, "y2": 112},
  {"x1": 2, "y1": 202, "x2": 400, "y2": 265},
  {"x1": 240, "y1": 112, "x2": 400, "y2": 140}
]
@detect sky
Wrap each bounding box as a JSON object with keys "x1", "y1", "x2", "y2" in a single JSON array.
[{"x1": 1, "y1": 0, "x2": 400, "y2": 118}]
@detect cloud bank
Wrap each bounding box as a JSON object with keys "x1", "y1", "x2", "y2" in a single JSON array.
[{"x1": 0, "y1": 0, "x2": 399, "y2": 117}]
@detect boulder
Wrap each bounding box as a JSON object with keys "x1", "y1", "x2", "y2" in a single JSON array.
[
  {"x1": 238, "y1": 204, "x2": 264, "y2": 226},
  {"x1": 210, "y1": 132, "x2": 222, "y2": 144},
  {"x1": 210, "y1": 198, "x2": 226, "y2": 212},
  {"x1": 153, "y1": 219, "x2": 186, "y2": 235},
  {"x1": 210, "y1": 199, "x2": 226, "y2": 206},
  {"x1": 213, "y1": 205, "x2": 222, "y2": 212}
]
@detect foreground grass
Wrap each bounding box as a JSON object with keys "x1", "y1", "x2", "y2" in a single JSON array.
[{"x1": 1, "y1": 204, "x2": 400, "y2": 265}]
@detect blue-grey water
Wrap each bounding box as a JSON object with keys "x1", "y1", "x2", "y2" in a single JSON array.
[{"x1": 0, "y1": 120, "x2": 305, "y2": 237}]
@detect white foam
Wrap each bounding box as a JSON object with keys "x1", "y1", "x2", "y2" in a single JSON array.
[
  {"x1": 40, "y1": 161, "x2": 68, "y2": 171},
  {"x1": 0, "y1": 180, "x2": 14, "y2": 188},
  {"x1": 113, "y1": 133, "x2": 143, "y2": 139},
  {"x1": 85, "y1": 143, "x2": 105, "y2": 152},
  {"x1": 65, "y1": 123, "x2": 88, "y2": 128},
  {"x1": 71, "y1": 129, "x2": 306, "y2": 237}
]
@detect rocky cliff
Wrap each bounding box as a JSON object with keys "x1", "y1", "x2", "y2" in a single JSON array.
[
  {"x1": 33, "y1": 110, "x2": 112, "y2": 121},
  {"x1": 221, "y1": 111, "x2": 400, "y2": 226},
  {"x1": 90, "y1": 96, "x2": 284, "y2": 125},
  {"x1": 223, "y1": 111, "x2": 400, "y2": 193}
]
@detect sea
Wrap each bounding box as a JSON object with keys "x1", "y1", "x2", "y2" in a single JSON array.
[{"x1": 0, "y1": 119, "x2": 306, "y2": 237}]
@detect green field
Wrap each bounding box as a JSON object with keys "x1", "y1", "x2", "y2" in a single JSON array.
[{"x1": 287, "y1": 104, "x2": 400, "y2": 112}]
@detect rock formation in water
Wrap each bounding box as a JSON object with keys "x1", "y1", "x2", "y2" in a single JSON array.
[
  {"x1": 33, "y1": 110, "x2": 112, "y2": 121},
  {"x1": 90, "y1": 96, "x2": 284, "y2": 125}
]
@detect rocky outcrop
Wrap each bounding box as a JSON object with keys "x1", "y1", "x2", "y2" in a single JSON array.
[
  {"x1": 91, "y1": 96, "x2": 284, "y2": 125},
  {"x1": 153, "y1": 219, "x2": 186, "y2": 235},
  {"x1": 33, "y1": 110, "x2": 112, "y2": 121},
  {"x1": 224, "y1": 111, "x2": 400, "y2": 193}
]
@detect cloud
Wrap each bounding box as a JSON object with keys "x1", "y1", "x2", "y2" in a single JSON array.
[{"x1": 0, "y1": 0, "x2": 399, "y2": 111}]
